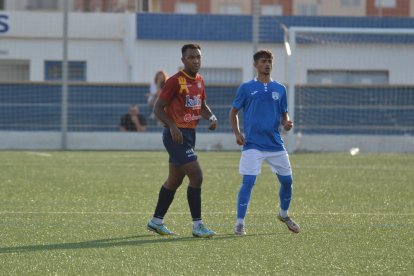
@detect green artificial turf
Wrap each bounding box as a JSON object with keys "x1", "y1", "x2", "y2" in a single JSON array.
[{"x1": 1, "y1": 151, "x2": 413, "y2": 275}]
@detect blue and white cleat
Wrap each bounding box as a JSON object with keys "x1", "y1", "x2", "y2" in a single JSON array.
[
  {"x1": 147, "y1": 220, "x2": 176, "y2": 236},
  {"x1": 192, "y1": 224, "x2": 216, "y2": 238}
]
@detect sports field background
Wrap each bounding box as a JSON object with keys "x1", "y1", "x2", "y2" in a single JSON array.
[{"x1": 1, "y1": 151, "x2": 413, "y2": 274}]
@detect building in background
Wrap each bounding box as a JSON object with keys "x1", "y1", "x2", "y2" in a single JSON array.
[
  {"x1": 366, "y1": 0, "x2": 410, "y2": 16},
  {"x1": 1, "y1": 0, "x2": 414, "y2": 17},
  {"x1": 1, "y1": 11, "x2": 413, "y2": 84},
  {"x1": 294, "y1": 0, "x2": 366, "y2": 16},
  {"x1": 0, "y1": 9, "x2": 413, "y2": 152}
]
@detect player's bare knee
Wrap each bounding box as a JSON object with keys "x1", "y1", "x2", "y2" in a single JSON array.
[{"x1": 188, "y1": 173, "x2": 203, "y2": 188}]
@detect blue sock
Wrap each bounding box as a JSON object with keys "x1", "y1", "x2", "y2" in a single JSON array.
[
  {"x1": 237, "y1": 175, "x2": 257, "y2": 221},
  {"x1": 277, "y1": 174, "x2": 293, "y2": 212}
]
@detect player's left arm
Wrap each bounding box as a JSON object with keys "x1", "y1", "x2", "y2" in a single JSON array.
[
  {"x1": 281, "y1": 112, "x2": 293, "y2": 131},
  {"x1": 201, "y1": 100, "x2": 217, "y2": 131}
]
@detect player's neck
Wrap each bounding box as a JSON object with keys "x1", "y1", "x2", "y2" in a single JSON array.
[
  {"x1": 181, "y1": 69, "x2": 197, "y2": 79},
  {"x1": 256, "y1": 74, "x2": 271, "y2": 84}
]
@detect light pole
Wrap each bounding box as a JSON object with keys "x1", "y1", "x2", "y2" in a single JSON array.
[{"x1": 61, "y1": 0, "x2": 69, "y2": 150}]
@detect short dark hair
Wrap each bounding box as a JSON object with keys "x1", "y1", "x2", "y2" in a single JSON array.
[
  {"x1": 253, "y1": 50, "x2": 273, "y2": 61},
  {"x1": 181, "y1": 44, "x2": 201, "y2": 56}
]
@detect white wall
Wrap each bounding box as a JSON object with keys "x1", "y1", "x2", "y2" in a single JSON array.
[
  {"x1": 133, "y1": 40, "x2": 265, "y2": 83},
  {"x1": 294, "y1": 44, "x2": 414, "y2": 85},
  {"x1": 0, "y1": 11, "x2": 129, "y2": 82},
  {"x1": 2, "y1": 11, "x2": 125, "y2": 39}
]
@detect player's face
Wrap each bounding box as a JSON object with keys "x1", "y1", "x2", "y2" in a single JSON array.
[
  {"x1": 255, "y1": 57, "x2": 273, "y2": 76},
  {"x1": 182, "y1": 48, "x2": 202, "y2": 76}
]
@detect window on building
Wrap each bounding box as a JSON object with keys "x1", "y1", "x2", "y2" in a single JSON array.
[
  {"x1": 0, "y1": 60, "x2": 30, "y2": 81},
  {"x1": 27, "y1": 0, "x2": 59, "y2": 10},
  {"x1": 45, "y1": 61, "x2": 87, "y2": 82},
  {"x1": 296, "y1": 4, "x2": 319, "y2": 16},
  {"x1": 341, "y1": 0, "x2": 361, "y2": 6},
  {"x1": 102, "y1": 0, "x2": 111, "y2": 11},
  {"x1": 133, "y1": 0, "x2": 151, "y2": 12},
  {"x1": 199, "y1": 68, "x2": 242, "y2": 85},
  {"x1": 219, "y1": 4, "x2": 242, "y2": 15},
  {"x1": 261, "y1": 4, "x2": 283, "y2": 15},
  {"x1": 375, "y1": 0, "x2": 396, "y2": 8},
  {"x1": 82, "y1": 0, "x2": 93, "y2": 11},
  {"x1": 307, "y1": 70, "x2": 389, "y2": 85},
  {"x1": 175, "y1": 3, "x2": 197, "y2": 14},
  {"x1": 140, "y1": 0, "x2": 150, "y2": 12},
  {"x1": 0, "y1": 0, "x2": 4, "y2": 10}
]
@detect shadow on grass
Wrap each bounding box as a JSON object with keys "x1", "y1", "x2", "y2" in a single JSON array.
[{"x1": 0, "y1": 233, "x2": 276, "y2": 254}]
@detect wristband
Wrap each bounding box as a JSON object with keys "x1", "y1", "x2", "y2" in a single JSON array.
[{"x1": 209, "y1": 114, "x2": 217, "y2": 122}]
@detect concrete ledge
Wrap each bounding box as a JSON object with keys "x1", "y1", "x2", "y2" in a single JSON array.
[
  {"x1": 295, "y1": 134, "x2": 414, "y2": 153},
  {"x1": 0, "y1": 131, "x2": 412, "y2": 153},
  {"x1": 0, "y1": 131, "x2": 241, "y2": 151}
]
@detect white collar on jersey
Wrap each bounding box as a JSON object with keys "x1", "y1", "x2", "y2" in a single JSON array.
[{"x1": 254, "y1": 77, "x2": 273, "y2": 84}]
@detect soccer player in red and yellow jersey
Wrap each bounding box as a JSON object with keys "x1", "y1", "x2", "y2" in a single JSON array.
[{"x1": 147, "y1": 44, "x2": 218, "y2": 238}]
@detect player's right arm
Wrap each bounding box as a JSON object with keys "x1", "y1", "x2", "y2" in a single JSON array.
[
  {"x1": 154, "y1": 97, "x2": 183, "y2": 144},
  {"x1": 230, "y1": 84, "x2": 247, "y2": 145},
  {"x1": 229, "y1": 107, "x2": 245, "y2": 146}
]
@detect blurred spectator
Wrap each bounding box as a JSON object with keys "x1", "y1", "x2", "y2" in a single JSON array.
[
  {"x1": 119, "y1": 104, "x2": 147, "y2": 132},
  {"x1": 147, "y1": 70, "x2": 169, "y2": 110}
]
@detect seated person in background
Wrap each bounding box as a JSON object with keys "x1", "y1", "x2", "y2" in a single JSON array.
[{"x1": 119, "y1": 104, "x2": 147, "y2": 132}]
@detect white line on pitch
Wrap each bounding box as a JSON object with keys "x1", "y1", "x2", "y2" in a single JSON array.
[
  {"x1": 25, "y1": 151, "x2": 52, "y2": 157},
  {"x1": 0, "y1": 211, "x2": 413, "y2": 216}
]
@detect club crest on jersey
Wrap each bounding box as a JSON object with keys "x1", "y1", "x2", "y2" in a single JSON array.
[
  {"x1": 272, "y1": 92, "x2": 279, "y2": 100},
  {"x1": 197, "y1": 82, "x2": 202, "y2": 88},
  {"x1": 185, "y1": 95, "x2": 202, "y2": 110}
]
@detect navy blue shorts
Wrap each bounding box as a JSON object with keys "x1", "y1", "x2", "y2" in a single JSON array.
[{"x1": 163, "y1": 127, "x2": 197, "y2": 166}]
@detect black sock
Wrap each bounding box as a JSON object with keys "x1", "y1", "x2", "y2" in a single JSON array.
[
  {"x1": 187, "y1": 186, "x2": 201, "y2": 221},
  {"x1": 153, "y1": 186, "x2": 176, "y2": 220}
]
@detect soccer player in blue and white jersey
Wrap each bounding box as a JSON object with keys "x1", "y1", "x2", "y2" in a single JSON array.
[{"x1": 229, "y1": 49, "x2": 300, "y2": 235}]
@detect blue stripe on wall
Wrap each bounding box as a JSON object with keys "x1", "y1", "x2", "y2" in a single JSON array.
[
  {"x1": 137, "y1": 13, "x2": 414, "y2": 43},
  {"x1": 136, "y1": 13, "x2": 252, "y2": 42}
]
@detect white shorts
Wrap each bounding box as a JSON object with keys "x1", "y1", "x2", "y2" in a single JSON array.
[{"x1": 239, "y1": 149, "x2": 292, "y2": 176}]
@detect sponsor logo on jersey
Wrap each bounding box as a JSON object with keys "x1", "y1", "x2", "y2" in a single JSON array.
[
  {"x1": 185, "y1": 95, "x2": 201, "y2": 110},
  {"x1": 272, "y1": 92, "x2": 279, "y2": 100},
  {"x1": 184, "y1": 114, "x2": 202, "y2": 122},
  {"x1": 251, "y1": 91, "x2": 259, "y2": 95}
]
